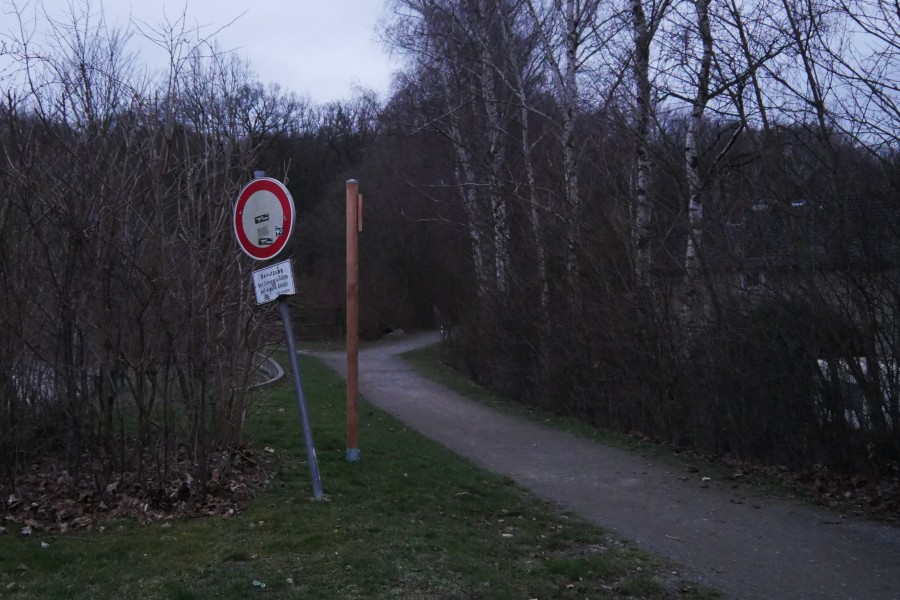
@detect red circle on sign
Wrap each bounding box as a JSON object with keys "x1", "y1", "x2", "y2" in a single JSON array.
[{"x1": 233, "y1": 178, "x2": 295, "y2": 260}]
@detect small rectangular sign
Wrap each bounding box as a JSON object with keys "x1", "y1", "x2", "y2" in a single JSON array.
[{"x1": 252, "y1": 259, "x2": 296, "y2": 305}]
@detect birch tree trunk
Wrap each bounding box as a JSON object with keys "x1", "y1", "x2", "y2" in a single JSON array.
[
  {"x1": 521, "y1": 102, "x2": 550, "y2": 312},
  {"x1": 476, "y1": 0, "x2": 511, "y2": 296},
  {"x1": 439, "y1": 68, "x2": 491, "y2": 300},
  {"x1": 525, "y1": 0, "x2": 585, "y2": 296},
  {"x1": 631, "y1": 0, "x2": 671, "y2": 285},
  {"x1": 683, "y1": 0, "x2": 714, "y2": 282},
  {"x1": 561, "y1": 0, "x2": 582, "y2": 292},
  {"x1": 479, "y1": 0, "x2": 549, "y2": 310}
]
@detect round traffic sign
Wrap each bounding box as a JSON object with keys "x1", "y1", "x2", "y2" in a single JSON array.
[{"x1": 233, "y1": 177, "x2": 295, "y2": 260}]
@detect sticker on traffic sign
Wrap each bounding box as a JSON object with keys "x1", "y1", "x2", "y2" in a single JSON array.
[{"x1": 234, "y1": 177, "x2": 295, "y2": 260}]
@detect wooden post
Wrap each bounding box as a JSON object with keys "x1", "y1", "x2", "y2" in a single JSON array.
[{"x1": 346, "y1": 179, "x2": 360, "y2": 462}]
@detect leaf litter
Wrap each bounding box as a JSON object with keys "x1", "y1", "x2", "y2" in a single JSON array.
[{"x1": 1, "y1": 445, "x2": 273, "y2": 535}]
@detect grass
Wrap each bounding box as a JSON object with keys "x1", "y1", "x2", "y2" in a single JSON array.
[
  {"x1": 294, "y1": 337, "x2": 380, "y2": 353},
  {"x1": 0, "y1": 353, "x2": 718, "y2": 599}
]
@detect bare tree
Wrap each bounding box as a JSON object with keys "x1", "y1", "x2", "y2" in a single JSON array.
[
  {"x1": 0, "y1": 2, "x2": 281, "y2": 498},
  {"x1": 386, "y1": 0, "x2": 519, "y2": 301},
  {"x1": 523, "y1": 0, "x2": 600, "y2": 295}
]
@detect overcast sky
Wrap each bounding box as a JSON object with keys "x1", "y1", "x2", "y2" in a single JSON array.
[{"x1": 7, "y1": 0, "x2": 399, "y2": 104}]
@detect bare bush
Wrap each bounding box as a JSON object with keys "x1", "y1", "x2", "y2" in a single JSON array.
[{"x1": 0, "y1": 4, "x2": 283, "y2": 500}]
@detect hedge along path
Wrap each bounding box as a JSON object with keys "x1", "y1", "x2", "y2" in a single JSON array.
[{"x1": 308, "y1": 331, "x2": 900, "y2": 600}]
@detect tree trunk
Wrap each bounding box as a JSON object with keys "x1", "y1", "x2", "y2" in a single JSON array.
[
  {"x1": 562, "y1": 0, "x2": 581, "y2": 293},
  {"x1": 683, "y1": 0, "x2": 714, "y2": 282},
  {"x1": 632, "y1": 0, "x2": 654, "y2": 285},
  {"x1": 476, "y1": 3, "x2": 511, "y2": 296},
  {"x1": 440, "y1": 69, "x2": 491, "y2": 299}
]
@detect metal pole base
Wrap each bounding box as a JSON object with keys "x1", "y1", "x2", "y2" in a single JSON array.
[{"x1": 346, "y1": 448, "x2": 360, "y2": 462}]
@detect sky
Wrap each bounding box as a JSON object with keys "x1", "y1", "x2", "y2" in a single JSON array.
[{"x1": 6, "y1": 0, "x2": 399, "y2": 104}]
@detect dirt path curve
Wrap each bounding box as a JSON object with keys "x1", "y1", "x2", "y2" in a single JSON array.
[{"x1": 309, "y1": 332, "x2": 900, "y2": 600}]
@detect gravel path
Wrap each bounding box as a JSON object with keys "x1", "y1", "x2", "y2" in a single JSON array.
[{"x1": 310, "y1": 332, "x2": 900, "y2": 600}]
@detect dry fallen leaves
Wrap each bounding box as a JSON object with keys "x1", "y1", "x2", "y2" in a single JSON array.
[{"x1": 1, "y1": 446, "x2": 273, "y2": 533}]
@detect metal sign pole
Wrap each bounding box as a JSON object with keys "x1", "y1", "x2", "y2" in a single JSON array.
[
  {"x1": 236, "y1": 171, "x2": 322, "y2": 498},
  {"x1": 278, "y1": 297, "x2": 324, "y2": 499}
]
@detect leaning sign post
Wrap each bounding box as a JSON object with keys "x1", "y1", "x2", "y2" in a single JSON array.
[{"x1": 234, "y1": 176, "x2": 324, "y2": 500}]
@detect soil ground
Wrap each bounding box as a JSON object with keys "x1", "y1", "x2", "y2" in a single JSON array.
[{"x1": 310, "y1": 331, "x2": 900, "y2": 600}]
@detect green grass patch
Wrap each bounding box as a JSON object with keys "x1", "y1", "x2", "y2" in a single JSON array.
[
  {"x1": 0, "y1": 353, "x2": 718, "y2": 599},
  {"x1": 296, "y1": 338, "x2": 381, "y2": 353},
  {"x1": 295, "y1": 339, "x2": 346, "y2": 352}
]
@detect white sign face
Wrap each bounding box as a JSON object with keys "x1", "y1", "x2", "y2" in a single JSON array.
[
  {"x1": 242, "y1": 189, "x2": 281, "y2": 247},
  {"x1": 252, "y1": 260, "x2": 296, "y2": 305},
  {"x1": 234, "y1": 178, "x2": 295, "y2": 261}
]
